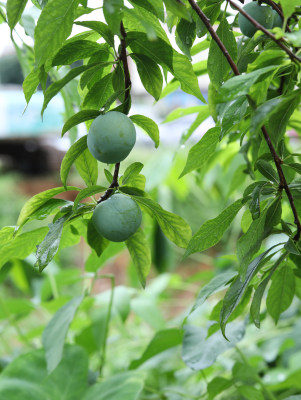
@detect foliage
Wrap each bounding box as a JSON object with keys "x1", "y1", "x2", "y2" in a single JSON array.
[{"x1": 1, "y1": 0, "x2": 301, "y2": 398}]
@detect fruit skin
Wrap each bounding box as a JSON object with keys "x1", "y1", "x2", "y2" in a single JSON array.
[
  {"x1": 272, "y1": 10, "x2": 283, "y2": 28},
  {"x1": 92, "y1": 193, "x2": 142, "y2": 242},
  {"x1": 238, "y1": 3, "x2": 274, "y2": 38},
  {"x1": 87, "y1": 111, "x2": 136, "y2": 164}
]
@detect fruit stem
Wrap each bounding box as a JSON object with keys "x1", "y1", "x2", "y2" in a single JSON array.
[{"x1": 97, "y1": 162, "x2": 120, "y2": 203}]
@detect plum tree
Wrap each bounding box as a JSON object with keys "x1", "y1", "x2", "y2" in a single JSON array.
[
  {"x1": 92, "y1": 193, "x2": 142, "y2": 242},
  {"x1": 238, "y1": 2, "x2": 274, "y2": 37},
  {"x1": 87, "y1": 111, "x2": 136, "y2": 164}
]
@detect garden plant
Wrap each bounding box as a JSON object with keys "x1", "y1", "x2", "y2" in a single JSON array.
[{"x1": 0, "y1": 0, "x2": 301, "y2": 399}]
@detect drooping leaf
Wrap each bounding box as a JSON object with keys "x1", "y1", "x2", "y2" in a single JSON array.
[
  {"x1": 179, "y1": 127, "x2": 220, "y2": 178},
  {"x1": 7, "y1": 0, "x2": 28, "y2": 30},
  {"x1": 35, "y1": 212, "x2": 71, "y2": 272},
  {"x1": 175, "y1": 18, "x2": 196, "y2": 59},
  {"x1": 17, "y1": 186, "x2": 80, "y2": 228},
  {"x1": 86, "y1": 219, "x2": 109, "y2": 257},
  {"x1": 60, "y1": 136, "x2": 88, "y2": 189},
  {"x1": 130, "y1": 115, "x2": 159, "y2": 147},
  {"x1": 23, "y1": 68, "x2": 40, "y2": 104},
  {"x1": 208, "y1": 18, "x2": 237, "y2": 89},
  {"x1": 126, "y1": 228, "x2": 151, "y2": 288},
  {"x1": 75, "y1": 20, "x2": 114, "y2": 48},
  {"x1": 266, "y1": 264, "x2": 296, "y2": 324},
  {"x1": 129, "y1": 328, "x2": 183, "y2": 369},
  {"x1": 184, "y1": 199, "x2": 245, "y2": 258},
  {"x1": 256, "y1": 159, "x2": 279, "y2": 183},
  {"x1": 52, "y1": 40, "x2": 104, "y2": 66},
  {"x1": 34, "y1": 0, "x2": 80, "y2": 66},
  {"x1": 75, "y1": 148, "x2": 98, "y2": 187},
  {"x1": 62, "y1": 110, "x2": 101, "y2": 136},
  {"x1": 132, "y1": 197, "x2": 192, "y2": 248},
  {"x1": 42, "y1": 296, "x2": 84, "y2": 373}
]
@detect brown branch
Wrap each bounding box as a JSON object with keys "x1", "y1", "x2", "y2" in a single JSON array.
[
  {"x1": 97, "y1": 22, "x2": 131, "y2": 205},
  {"x1": 187, "y1": 0, "x2": 301, "y2": 241},
  {"x1": 228, "y1": 0, "x2": 301, "y2": 63}
]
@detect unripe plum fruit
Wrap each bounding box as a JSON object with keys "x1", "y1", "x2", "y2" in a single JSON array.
[
  {"x1": 272, "y1": 10, "x2": 283, "y2": 28},
  {"x1": 87, "y1": 111, "x2": 136, "y2": 164},
  {"x1": 238, "y1": 3, "x2": 274, "y2": 38},
  {"x1": 92, "y1": 193, "x2": 142, "y2": 242}
]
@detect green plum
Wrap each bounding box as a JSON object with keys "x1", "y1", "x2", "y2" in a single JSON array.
[
  {"x1": 272, "y1": 10, "x2": 283, "y2": 28},
  {"x1": 87, "y1": 111, "x2": 136, "y2": 164},
  {"x1": 92, "y1": 193, "x2": 142, "y2": 242},
  {"x1": 238, "y1": 2, "x2": 274, "y2": 38}
]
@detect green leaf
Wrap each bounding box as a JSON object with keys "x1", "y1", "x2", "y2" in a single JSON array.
[
  {"x1": 208, "y1": 18, "x2": 237, "y2": 89},
  {"x1": 60, "y1": 136, "x2": 88, "y2": 189},
  {"x1": 129, "y1": 328, "x2": 183, "y2": 369},
  {"x1": 182, "y1": 321, "x2": 245, "y2": 370},
  {"x1": 163, "y1": 0, "x2": 191, "y2": 21},
  {"x1": 163, "y1": 105, "x2": 206, "y2": 124},
  {"x1": 42, "y1": 63, "x2": 102, "y2": 115},
  {"x1": 122, "y1": 162, "x2": 144, "y2": 185},
  {"x1": 175, "y1": 18, "x2": 196, "y2": 59},
  {"x1": 34, "y1": 0, "x2": 80, "y2": 66},
  {"x1": 256, "y1": 159, "x2": 279, "y2": 183},
  {"x1": 82, "y1": 73, "x2": 114, "y2": 109},
  {"x1": 250, "y1": 253, "x2": 286, "y2": 328},
  {"x1": 285, "y1": 163, "x2": 301, "y2": 175},
  {"x1": 238, "y1": 386, "x2": 264, "y2": 400},
  {"x1": 280, "y1": 0, "x2": 300, "y2": 18},
  {"x1": 52, "y1": 40, "x2": 104, "y2": 66},
  {"x1": 126, "y1": 228, "x2": 151, "y2": 288},
  {"x1": 129, "y1": 0, "x2": 164, "y2": 21},
  {"x1": 83, "y1": 371, "x2": 144, "y2": 400},
  {"x1": 75, "y1": 148, "x2": 98, "y2": 187},
  {"x1": 62, "y1": 110, "x2": 101, "y2": 136},
  {"x1": 130, "y1": 115, "x2": 159, "y2": 147},
  {"x1": 23, "y1": 68, "x2": 40, "y2": 104},
  {"x1": 179, "y1": 127, "x2": 220, "y2": 178},
  {"x1": 181, "y1": 107, "x2": 211, "y2": 143},
  {"x1": 128, "y1": 32, "x2": 206, "y2": 102},
  {"x1": 130, "y1": 53, "x2": 163, "y2": 101},
  {"x1": 217, "y1": 66, "x2": 278, "y2": 103},
  {"x1": 17, "y1": 186, "x2": 80, "y2": 228},
  {"x1": 184, "y1": 199, "x2": 244, "y2": 258},
  {"x1": 36, "y1": 212, "x2": 71, "y2": 272},
  {"x1": 237, "y1": 198, "x2": 282, "y2": 277},
  {"x1": 132, "y1": 197, "x2": 192, "y2": 248},
  {"x1": 266, "y1": 264, "x2": 296, "y2": 323},
  {"x1": 75, "y1": 21, "x2": 114, "y2": 48},
  {"x1": 0, "y1": 227, "x2": 48, "y2": 270},
  {"x1": 220, "y1": 245, "x2": 281, "y2": 337},
  {"x1": 207, "y1": 377, "x2": 233, "y2": 400},
  {"x1": 73, "y1": 185, "x2": 107, "y2": 209},
  {"x1": 85, "y1": 242, "x2": 124, "y2": 272},
  {"x1": 42, "y1": 296, "x2": 83, "y2": 374},
  {"x1": 219, "y1": 97, "x2": 248, "y2": 138},
  {"x1": 29, "y1": 199, "x2": 71, "y2": 221},
  {"x1": 190, "y1": 271, "x2": 237, "y2": 315},
  {"x1": 0, "y1": 226, "x2": 15, "y2": 244},
  {"x1": 7, "y1": 0, "x2": 28, "y2": 30},
  {"x1": 86, "y1": 219, "x2": 109, "y2": 257}
]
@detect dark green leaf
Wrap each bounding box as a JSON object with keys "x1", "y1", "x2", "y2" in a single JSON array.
[
  {"x1": 129, "y1": 0, "x2": 164, "y2": 21},
  {"x1": 7, "y1": 0, "x2": 28, "y2": 30},
  {"x1": 75, "y1": 21, "x2": 114, "y2": 48},
  {"x1": 29, "y1": 199, "x2": 71, "y2": 221},
  {"x1": 130, "y1": 53, "x2": 163, "y2": 101},
  {"x1": 175, "y1": 18, "x2": 196, "y2": 59},
  {"x1": 266, "y1": 264, "x2": 296, "y2": 323},
  {"x1": 75, "y1": 148, "x2": 98, "y2": 187},
  {"x1": 132, "y1": 197, "x2": 192, "y2": 248},
  {"x1": 34, "y1": 0, "x2": 80, "y2": 66},
  {"x1": 208, "y1": 18, "x2": 237, "y2": 89},
  {"x1": 73, "y1": 185, "x2": 107, "y2": 209},
  {"x1": 42, "y1": 296, "x2": 83, "y2": 373},
  {"x1": 185, "y1": 199, "x2": 245, "y2": 258},
  {"x1": 60, "y1": 135, "x2": 88, "y2": 189},
  {"x1": 87, "y1": 219, "x2": 109, "y2": 257},
  {"x1": 52, "y1": 40, "x2": 104, "y2": 66},
  {"x1": 207, "y1": 377, "x2": 233, "y2": 400},
  {"x1": 126, "y1": 228, "x2": 151, "y2": 288},
  {"x1": 129, "y1": 329, "x2": 183, "y2": 369},
  {"x1": 122, "y1": 162, "x2": 144, "y2": 185},
  {"x1": 23, "y1": 68, "x2": 40, "y2": 104},
  {"x1": 130, "y1": 114, "x2": 160, "y2": 147},
  {"x1": 163, "y1": 0, "x2": 191, "y2": 21},
  {"x1": 179, "y1": 127, "x2": 220, "y2": 178},
  {"x1": 256, "y1": 159, "x2": 279, "y2": 183},
  {"x1": 62, "y1": 110, "x2": 101, "y2": 136},
  {"x1": 219, "y1": 97, "x2": 248, "y2": 138}
]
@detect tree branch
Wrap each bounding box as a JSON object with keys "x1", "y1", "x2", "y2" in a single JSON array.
[
  {"x1": 228, "y1": 0, "x2": 300, "y2": 62},
  {"x1": 97, "y1": 21, "x2": 131, "y2": 205},
  {"x1": 187, "y1": 0, "x2": 301, "y2": 241}
]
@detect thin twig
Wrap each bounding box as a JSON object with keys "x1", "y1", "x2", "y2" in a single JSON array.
[
  {"x1": 228, "y1": 0, "x2": 301, "y2": 62},
  {"x1": 187, "y1": 0, "x2": 301, "y2": 241},
  {"x1": 97, "y1": 21, "x2": 131, "y2": 204}
]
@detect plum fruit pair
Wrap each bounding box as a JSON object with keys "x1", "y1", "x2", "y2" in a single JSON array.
[
  {"x1": 238, "y1": 2, "x2": 283, "y2": 38},
  {"x1": 87, "y1": 111, "x2": 142, "y2": 242}
]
